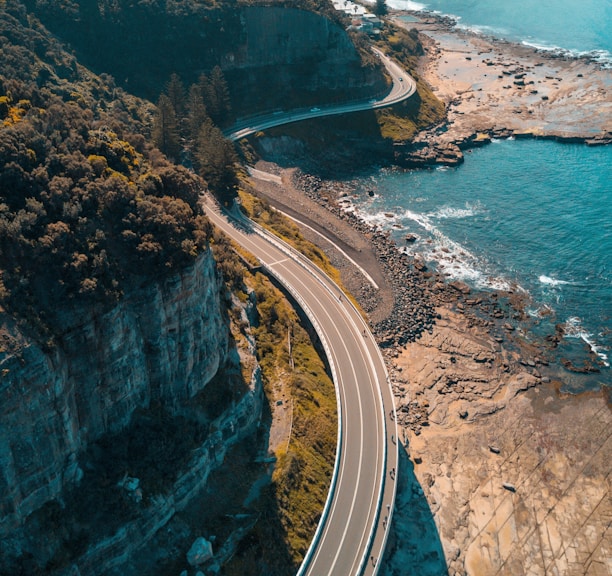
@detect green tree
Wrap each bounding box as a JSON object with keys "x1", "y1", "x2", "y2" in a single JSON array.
[
  {"x1": 152, "y1": 94, "x2": 180, "y2": 160},
  {"x1": 197, "y1": 73, "x2": 217, "y2": 123},
  {"x1": 198, "y1": 67, "x2": 231, "y2": 126},
  {"x1": 210, "y1": 65, "x2": 231, "y2": 125},
  {"x1": 374, "y1": 0, "x2": 388, "y2": 16},
  {"x1": 196, "y1": 119, "x2": 238, "y2": 204},
  {"x1": 165, "y1": 73, "x2": 185, "y2": 118},
  {"x1": 185, "y1": 83, "x2": 209, "y2": 142}
]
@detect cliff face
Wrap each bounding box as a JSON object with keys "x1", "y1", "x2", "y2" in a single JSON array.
[
  {"x1": 0, "y1": 248, "x2": 229, "y2": 535},
  {"x1": 225, "y1": 7, "x2": 385, "y2": 114},
  {"x1": 27, "y1": 3, "x2": 386, "y2": 115}
]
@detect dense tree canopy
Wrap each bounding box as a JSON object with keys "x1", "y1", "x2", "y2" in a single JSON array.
[
  {"x1": 0, "y1": 3, "x2": 213, "y2": 334},
  {"x1": 153, "y1": 70, "x2": 238, "y2": 202}
]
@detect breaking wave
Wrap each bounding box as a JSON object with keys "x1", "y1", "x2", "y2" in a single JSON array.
[{"x1": 564, "y1": 317, "x2": 610, "y2": 367}]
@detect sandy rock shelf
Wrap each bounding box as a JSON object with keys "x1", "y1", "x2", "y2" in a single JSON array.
[{"x1": 386, "y1": 306, "x2": 611, "y2": 576}]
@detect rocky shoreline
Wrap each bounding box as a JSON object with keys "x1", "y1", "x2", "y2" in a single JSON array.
[
  {"x1": 243, "y1": 15, "x2": 611, "y2": 574},
  {"x1": 278, "y1": 168, "x2": 611, "y2": 576},
  {"x1": 246, "y1": 154, "x2": 610, "y2": 576},
  {"x1": 392, "y1": 10, "x2": 611, "y2": 169},
  {"x1": 293, "y1": 171, "x2": 512, "y2": 337}
]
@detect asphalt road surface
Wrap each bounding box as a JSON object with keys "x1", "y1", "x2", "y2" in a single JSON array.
[
  {"x1": 225, "y1": 48, "x2": 416, "y2": 142},
  {"x1": 202, "y1": 196, "x2": 399, "y2": 575}
]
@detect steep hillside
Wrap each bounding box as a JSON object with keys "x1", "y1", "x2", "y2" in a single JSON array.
[
  {"x1": 25, "y1": 0, "x2": 387, "y2": 118},
  {"x1": 0, "y1": 2, "x2": 342, "y2": 573}
]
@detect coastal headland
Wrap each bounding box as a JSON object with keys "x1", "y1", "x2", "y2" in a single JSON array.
[
  {"x1": 398, "y1": 12, "x2": 611, "y2": 160},
  {"x1": 246, "y1": 12, "x2": 611, "y2": 575}
]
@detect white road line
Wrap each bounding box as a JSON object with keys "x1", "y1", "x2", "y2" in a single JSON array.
[
  {"x1": 272, "y1": 208, "x2": 380, "y2": 290},
  {"x1": 204, "y1": 196, "x2": 393, "y2": 576},
  {"x1": 278, "y1": 263, "x2": 372, "y2": 573}
]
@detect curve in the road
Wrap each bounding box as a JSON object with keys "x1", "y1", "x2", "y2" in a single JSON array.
[
  {"x1": 203, "y1": 196, "x2": 399, "y2": 576},
  {"x1": 209, "y1": 44, "x2": 414, "y2": 576},
  {"x1": 225, "y1": 48, "x2": 416, "y2": 142}
]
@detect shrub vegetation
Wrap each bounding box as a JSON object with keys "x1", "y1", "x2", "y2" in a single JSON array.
[
  {"x1": 374, "y1": 22, "x2": 446, "y2": 140},
  {"x1": 0, "y1": 3, "x2": 216, "y2": 336}
]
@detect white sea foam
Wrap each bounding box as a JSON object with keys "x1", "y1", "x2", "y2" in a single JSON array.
[
  {"x1": 380, "y1": 0, "x2": 612, "y2": 70},
  {"x1": 430, "y1": 204, "x2": 481, "y2": 220},
  {"x1": 539, "y1": 275, "x2": 572, "y2": 287},
  {"x1": 385, "y1": 0, "x2": 428, "y2": 11},
  {"x1": 527, "y1": 304, "x2": 555, "y2": 319},
  {"x1": 456, "y1": 22, "x2": 511, "y2": 39},
  {"x1": 563, "y1": 317, "x2": 610, "y2": 367},
  {"x1": 360, "y1": 205, "x2": 513, "y2": 291},
  {"x1": 521, "y1": 41, "x2": 612, "y2": 68}
]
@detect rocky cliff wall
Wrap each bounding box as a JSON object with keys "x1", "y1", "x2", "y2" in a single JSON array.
[
  {"x1": 225, "y1": 7, "x2": 386, "y2": 113},
  {"x1": 231, "y1": 7, "x2": 354, "y2": 67},
  {"x1": 27, "y1": 3, "x2": 386, "y2": 114},
  {"x1": 0, "y1": 247, "x2": 229, "y2": 535}
]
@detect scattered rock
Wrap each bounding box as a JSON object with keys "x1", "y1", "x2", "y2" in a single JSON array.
[
  {"x1": 450, "y1": 281, "x2": 471, "y2": 295},
  {"x1": 187, "y1": 537, "x2": 213, "y2": 567},
  {"x1": 473, "y1": 351, "x2": 494, "y2": 363}
]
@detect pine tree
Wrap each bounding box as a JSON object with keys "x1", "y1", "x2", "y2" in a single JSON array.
[
  {"x1": 210, "y1": 66, "x2": 231, "y2": 125},
  {"x1": 196, "y1": 119, "x2": 238, "y2": 203},
  {"x1": 374, "y1": 0, "x2": 388, "y2": 16},
  {"x1": 152, "y1": 94, "x2": 180, "y2": 160},
  {"x1": 198, "y1": 73, "x2": 217, "y2": 123},
  {"x1": 165, "y1": 73, "x2": 185, "y2": 118},
  {"x1": 186, "y1": 84, "x2": 209, "y2": 143}
]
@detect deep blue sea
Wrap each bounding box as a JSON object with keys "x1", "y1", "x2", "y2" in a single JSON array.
[{"x1": 354, "y1": 1, "x2": 612, "y2": 391}]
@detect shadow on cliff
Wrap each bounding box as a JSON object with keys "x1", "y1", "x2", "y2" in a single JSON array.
[
  {"x1": 244, "y1": 110, "x2": 396, "y2": 179},
  {"x1": 379, "y1": 443, "x2": 449, "y2": 576}
]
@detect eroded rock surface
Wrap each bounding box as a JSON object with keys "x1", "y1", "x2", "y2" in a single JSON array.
[{"x1": 383, "y1": 308, "x2": 611, "y2": 576}]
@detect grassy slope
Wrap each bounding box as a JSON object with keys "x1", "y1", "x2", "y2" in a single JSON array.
[
  {"x1": 374, "y1": 23, "x2": 446, "y2": 141},
  {"x1": 210, "y1": 197, "x2": 339, "y2": 572}
]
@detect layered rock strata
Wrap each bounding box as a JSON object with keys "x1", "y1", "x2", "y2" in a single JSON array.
[{"x1": 0, "y1": 248, "x2": 247, "y2": 549}]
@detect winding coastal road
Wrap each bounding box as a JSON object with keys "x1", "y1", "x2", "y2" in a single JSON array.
[
  {"x1": 203, "y1": 196, "x2": 398, "y2": 576},
  {"x1": 209, "y1": 50, "x2": 415, "y2": 575},
  {"x1": 225, "y1": 48, "x2": 416, "y2": 141}
]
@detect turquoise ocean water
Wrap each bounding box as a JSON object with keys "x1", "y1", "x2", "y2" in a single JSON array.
[
  {"x1": 351, "y1": 141, "x2": 611, "y2": 390},
  {"x1": 351, "y1": 1, "x2": 612, "y2": 391},
  {"x1": 387, "y1": 0, "x2": 612, "y2": 67}
]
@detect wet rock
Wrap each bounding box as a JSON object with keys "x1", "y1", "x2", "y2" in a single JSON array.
[
  {"x1": 450, "y1": 281, "x2": 471, "y2": 295},
  {"x1": 187, "y1": 537, "x2": 213, "y2": 567}
]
